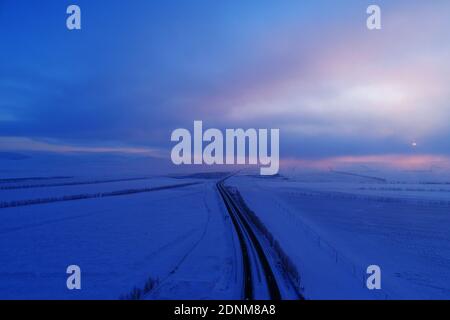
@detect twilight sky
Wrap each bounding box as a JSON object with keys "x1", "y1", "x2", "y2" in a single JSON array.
[{"x1": 1, "y1": 0, "x2": 450, "y2": 168}]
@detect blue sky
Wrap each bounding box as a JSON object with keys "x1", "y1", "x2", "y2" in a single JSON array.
[{"x1": 1, "y1": 0, "x2": 450, "y2": 167}]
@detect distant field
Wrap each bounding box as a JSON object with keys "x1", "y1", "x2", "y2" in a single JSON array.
[{"x1": 0, "y1": 176, "x2": 196, "y2": 203}]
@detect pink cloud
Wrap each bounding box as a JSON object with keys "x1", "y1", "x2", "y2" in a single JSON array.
[{"x1": 282, "y1": 154, "x2": 450, "y2": 170}]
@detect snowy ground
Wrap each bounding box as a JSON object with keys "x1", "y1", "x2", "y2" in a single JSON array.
[
  {"x1": 1, "y1": 151, "x2": 450, "y2": 299},
  {"x1": 0, "y1": 176, "x2": 198, "y2": 203},
  {"x1": 0, "y1": 177, "x2": 238, "y2": 299},
  {"x1": 226, "y1": 171, "x2": 450, "y2": 299}
]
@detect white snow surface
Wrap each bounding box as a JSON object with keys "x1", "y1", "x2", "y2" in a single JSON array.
[
  {"x1": 1, "y1": 152, "x2": 450, "y2": 300},
  {"x1": 226, "y1": 172, "x2": 450, "y2": 299},
  {"x1": 0, "y1": 179, "x2": 238, "y2": 299}
]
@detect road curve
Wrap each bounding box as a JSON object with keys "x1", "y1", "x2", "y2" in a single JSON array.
[{"x1": 217, "y1": 180, "x2": 282, "y2": 300}]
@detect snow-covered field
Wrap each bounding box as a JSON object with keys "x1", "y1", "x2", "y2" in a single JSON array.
[
  {"x1": 0, "y1": 176, "x2": 197, "y2": 203},
  {"x1": 1, "y1": 151, "x2": 449, "y2": 300},
  {"x1": 226, "y1": 171, "x2": 450, "y2": 299},
  {"x1": 0, "y1": 176, "x2": 238, "y2": 299}
]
